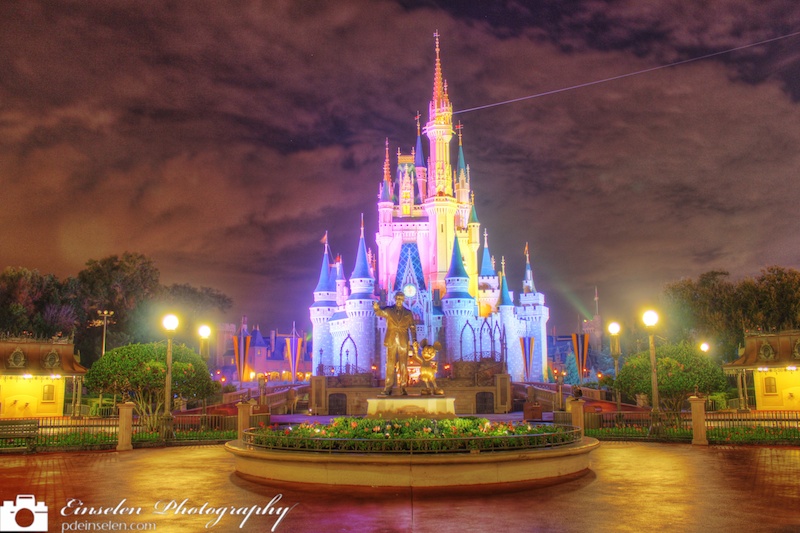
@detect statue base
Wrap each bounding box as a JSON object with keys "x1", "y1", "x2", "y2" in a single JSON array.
[{"x1": 366, "y1": 396, "x2": 456, "y2": 419}]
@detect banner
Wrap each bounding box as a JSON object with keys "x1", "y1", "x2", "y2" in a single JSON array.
[
  {"x1": 285, "y1": 333, "x2": 303, "y2": 382},
  {"x1": 233, "y1": 334, "x2": 252, "y2": 382},
  {"x1": 571, "y1": 333, "x2": 589, "y2": 382},
  {"x1": 519, "y1": 337, "x2": 534, "y2": 381}
]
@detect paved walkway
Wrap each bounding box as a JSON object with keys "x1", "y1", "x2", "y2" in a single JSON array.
[{"x1": 1, "y1": 439, "x2": 798, "y2": 532}]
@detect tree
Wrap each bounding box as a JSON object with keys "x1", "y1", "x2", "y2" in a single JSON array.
[
  {"x1": 563, "y1": 351, "x2": 580, "y2": 385},
  {"x1": 0, "y1": 267, "x2": 75, "y2": 336},
  {"x1": 662, "y1": 270, "x2": 740, "y2": 358},
  {"x1": 662, "y1": 266, "x2": 800, "y2": 362},
  {"x1": 85, "y1": 342, "x2": 215, "y2": 430},
  {"x1": 74, "y1": 253, "x2": 162, "y2": 364},
  {"x1": 616, "y1": 341, "x2": 726, "y2": 413}
]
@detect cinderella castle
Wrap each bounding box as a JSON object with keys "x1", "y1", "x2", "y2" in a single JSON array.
[{"x1": 310, "y1": 34, "x2": 548, "y2": 383}]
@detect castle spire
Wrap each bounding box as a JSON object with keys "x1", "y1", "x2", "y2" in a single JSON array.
[
  {"x1": 351, "y1": 215, "x2": 372, "y2": 280},
  {"x1": 595, "y1": 286, "x2": 600, "y2": 316},
  {"x1": 314, "y1": 234, "x2": 333, "y2": 292},
  {"x1": 383, "y1": 138, "x2": 390, "y2": 182},
  {"x1": 498, "y1": 268, "x2": 514, "y2": 307},
  {"x1": 432, "y1": 30, "x2": 445, "y2": 106},
  {"x1": 480, "y1": 229, "x2": 495, "y2": 277},
  {"x1": 456, "y1": 121, "x2": 467, "y2": 179},
  {"x1": 379, "y1": 138, "x2": 393, "y2": 202},
  {"x1": 445, "y1": 235, "x2": 469, "y2": 280},
  {"x1": 523, "y1": 242, "x2": 536, "y2": 293}
]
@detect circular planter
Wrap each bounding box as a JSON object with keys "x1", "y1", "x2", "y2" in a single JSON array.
[{"x1": 225, "y1": 436, "x2": 599, "y2": 489}]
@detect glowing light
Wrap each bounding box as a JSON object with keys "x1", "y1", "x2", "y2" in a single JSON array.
[
  {"x1": 198, "y1": 325, "x2": 211, "y2": 339},
  {"x1": 700, "y1": 342, "x2": 710, "y2": 352},
  {"x1": 162, "y1": 314, "x2": 179, "y2": 332},
  {"x1": 642, "y1": 310, "x2": 659, "y2": 327},
  {"x1": 788, "y1": 366, "x2": 797, "y2": 371},
  {"x1": 607, "y1": 322, "x2": 620, "y2": 335}
]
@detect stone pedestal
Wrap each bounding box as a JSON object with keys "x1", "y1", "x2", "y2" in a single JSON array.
[
  {"x1": 689, "y1": 395, "x2": 708, "y2": 445},
  {"x1": 116, "y1": 402, "x2": 134, "y2": 452},
  {"x1": 366, "y1": 396, "x2": 456, "y2": 419},
  {"x1": 236, "y1": 400, "x2": 255, "y2": 441},
  {"x1": 570, "y1": 399, "x2": 586, "y2": 438}
]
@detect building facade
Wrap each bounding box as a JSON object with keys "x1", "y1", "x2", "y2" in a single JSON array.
[
  {"x1": 310, "y1": 35, "x2": 548, "y2": 383},
  {"x1": 723, "y1": 330, "x2": 800, "y2": 410},
  {"x1": 0, "y1": 335, "x2": 86, "y2": 418}
]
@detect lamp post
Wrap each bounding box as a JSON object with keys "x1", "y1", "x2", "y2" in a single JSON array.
[
  {"x1": 554, "y1": 368, "x2": 564, "y2": 411},
  {"x1": 162, "y1": 314, "x2": 178, "y2": 436},
  {"x1": 642, "y1": 310, "x2": 661, "y2": 435},
  {"x1": 198, "y1": 325, "x2": 211, "y2": 362},
  {"x1": 98, "y1": 310, "x2": 114, "y2": 356},
  {"x1": 608, "y1": 322, "x2": 622, "y2": 413},
  {"x1": 198, "y1": 325, "x2": 211, "y2": 414}
]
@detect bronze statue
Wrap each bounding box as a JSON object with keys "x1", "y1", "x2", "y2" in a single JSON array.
[
  {"x1": 411, "y1": 340, "x2": 444, "y2": 395},
  {"x1": 373, "y1": 292, "x2": 417, "y2": 396}
]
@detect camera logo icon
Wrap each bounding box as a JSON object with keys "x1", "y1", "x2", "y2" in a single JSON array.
[{"x1": 0, "y1": 495, "x2": 48, "y2": 532}]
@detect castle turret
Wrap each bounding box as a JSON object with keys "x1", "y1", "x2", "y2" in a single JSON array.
[
  {"x1": 442, "y1": 236, "x2": 474, "y2": 360},
  {"x1": 422, "y1": 33, "x2": 458, "y2": 295},
  {"x1": 310, "y1": 238, "x2": 337, "y2": 371},
  {"x1": 477, "y1": 230, "x2": 500, "y2": 316},
  {"x1": 376, "y1": 139, "x2": 395, "y2": 292},
  {"x1": 414, "y1": 114, "x2": 427, "y2": 201},
  {"x1": 517, "y1": 245, "x2": 549, "y2": 381},
  {"x1": 345, "y1": 218, "x2": 377, "y2": 371},
  {"x1": 466, "y1": 194, "x2": 480, "y2": 296}
]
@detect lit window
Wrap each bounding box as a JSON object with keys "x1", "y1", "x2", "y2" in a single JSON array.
[
  {"x1": 42, "y1": 384, "x2": 55, "y2": 402},
  {"x1": 764, "y1": 376, "x2": 777, "y2": 395}
]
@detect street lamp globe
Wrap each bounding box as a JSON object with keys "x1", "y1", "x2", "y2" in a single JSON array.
[
  {"x1": 163, "y1": 314, "x2": 179, "y2": 332},
  {"x1": 608, "y1": 322, "x2": 620, "y2": 336},
  {"x1": 642, "y1": 310, "x2": 659, "y2": 328},
  {"x1": 198, "y1": 325, "x2": 211, "y2": 339},
  {"x1": 700, "y1": 342, "x2": 710, "y2": 353}
]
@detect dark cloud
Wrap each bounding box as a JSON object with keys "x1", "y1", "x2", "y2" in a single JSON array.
[{"x1": 1, "y1": 0, "x2": 799, "y2": 337}]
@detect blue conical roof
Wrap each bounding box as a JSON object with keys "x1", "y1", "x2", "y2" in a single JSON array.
[
  {"x1": 314, "y1": 247, "x2": 332, "y2": 292},
  {"x1": 468, "y1": 203, "x2": 479, "y2": 224},
  {"x1": 498, "y1": 272, "x2": 513, "y2": 306},
  {"x1": 446, "y1": 236, "x2": 469, "y2": 279},
  {"x1": 415, "y1": 129, "x2": 425, "y2": 168},
  {"x1": 480, "y1": 233, "x2": 495, "y2": 277},
  {"x1": 457, "y1": 139, "x2": 467, "y2": 178},
  {"x1": 351, "y1": 231, "x2": 372, "y2": 280}
]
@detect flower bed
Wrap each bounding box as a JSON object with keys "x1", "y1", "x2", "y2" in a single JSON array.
[
  {"x1": 707, "y1": 425, "x2": 800, "y2": 445},
  {"x1": 244, "y1": 417, "x2": 581, "y2": 454}
]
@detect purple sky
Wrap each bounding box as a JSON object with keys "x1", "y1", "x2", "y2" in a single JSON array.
[{"x1": 3, "y1": 1, "x2": 800, "y2": 336}]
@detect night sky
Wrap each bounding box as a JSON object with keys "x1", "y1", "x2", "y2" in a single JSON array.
[{"x1": 3, "y1": 1, "x2": 800, "y2": 336}]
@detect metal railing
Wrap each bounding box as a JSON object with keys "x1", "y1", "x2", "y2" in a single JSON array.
[
  {"x1": 0, "y1": 414, "x2": 249, "y2": 451},
  {"x1": 587, "y1": 411, "x2": 692, "y2": 441}
]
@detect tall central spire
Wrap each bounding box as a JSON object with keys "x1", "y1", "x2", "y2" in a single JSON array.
[
  {"x1": 432, "y1": 31, "x2": 445, "y2": 106},
  {"x1": 424, "y1": 31, "x2": 454, "y2": 198}
]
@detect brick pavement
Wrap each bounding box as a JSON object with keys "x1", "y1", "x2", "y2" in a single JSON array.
[{"x1": 0, "y1": 441, "x2": 798, "y2": 532}]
